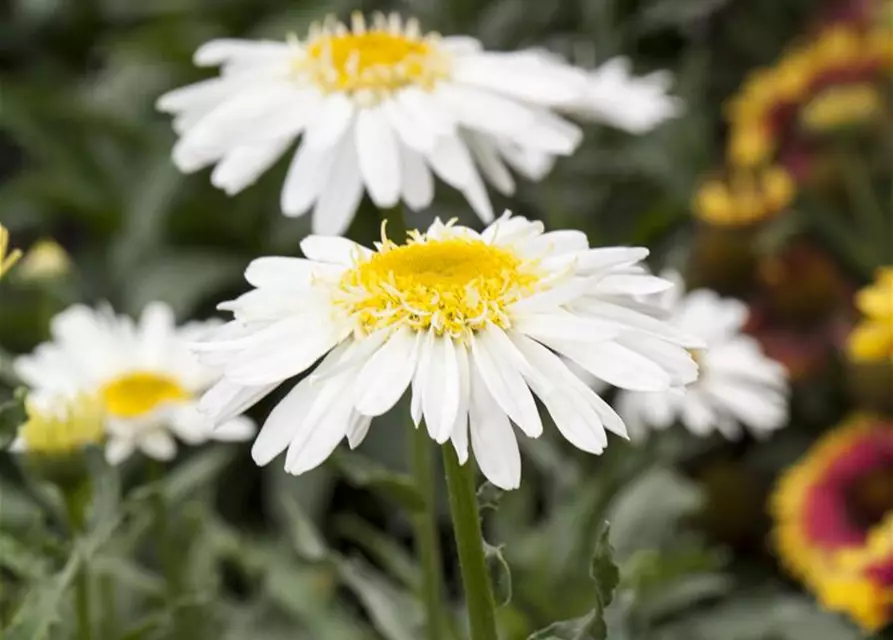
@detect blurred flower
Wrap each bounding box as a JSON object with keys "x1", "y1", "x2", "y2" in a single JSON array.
[
  {"x1": 692, "y1": 165, "x2": 795, "y2": 227},
  {"x1": 0, "y1": 223, "x2": 22, "y2": 280},
  {"x1": 726, "y1": 24, "x2": 892, "y2": 172},
  {"x1": 16, "y1": 239, "x2": 71, "y2": 282},
  {"x1": 847, "y1": 267, "x2": 893, "y2": 362},
  {"x1": 195, "y1": 212, "x2": 702, "y2": 490},
  {"x1": 772, "y1": 414, "x2": 893, "y2": 631},
  {"x1": 562, "y1": 56, "x2": 684, "y2": 133},
  {"x1": 14, "y1": 302, "x2": 255, "y2": 465},
  {"x1": 158, "y1": 12, "x2": 593, "y2": 233},
  {"x1": 10, "y1": 392, "x2": 104, "y2": 456},
  {"x1": 616, "y1": 273, "x2": 789, "y2": 440},
  {"x1": 9, "y1": 392, "x2": 105, "y2": 486}
]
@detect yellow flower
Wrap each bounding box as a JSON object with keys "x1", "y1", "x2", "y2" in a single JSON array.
[
  {"x1": 0, "y1": 224, "x2": 22, "y2": 280},
  {"x1": 17, "y1": 239, "x2": 71, "y2": 281},
  {"x1": 693, "y1": 165, "x2": 795, "y2": 227},
  {"x1": 14, "y1": 393, "x2": 105, "y2": 457},
  {"x1": 771, "y1": 415, "x2": 893, "y2": 631},
  {"x1": 801, "y1": 82, "x2": 884, "y2": 132},
  {"x1": 847, "y1": 268, "x2": 893, "y2": 362}
]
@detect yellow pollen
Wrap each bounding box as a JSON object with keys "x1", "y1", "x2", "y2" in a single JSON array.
[
  {"x1": 20, "y1": 393, "x2": 104, "y2": 455},
  {"x1": 100, "y1": 371, "x2": 189, "y2": 419},
  {"x1": 299, "y1": 12, "x2": 449, "y2": 99},
  {"x1": 337, "y1": 234, "x2": 540, "y2": 340}
]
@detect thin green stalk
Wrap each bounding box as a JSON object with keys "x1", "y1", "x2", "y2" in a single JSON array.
[
  {"x1": 64, "y1": 482, "x2": 92, "y2": 640},
  {"x1": 442, "y1": 447, "x2": 498, "y2": 640},
  {"x1": 410, "y1": 423, "x2": 446, "y2": 640},
  {"x1": 148, "y1": 459, "x2": 188, "y2": 639},
  {"x1": 379, "y1": 204, "x2": 447, "y2": 639}
]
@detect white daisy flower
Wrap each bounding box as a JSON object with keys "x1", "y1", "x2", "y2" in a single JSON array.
[
  {"x1": 14, "y1": 302, "x2": 256, "y2": 464},
  {"x1": 195, "y1": 212, "x2": 703, "y2": 490},
  {"x1": 157, "y1": 12, "x2": 679, "y2": 235},
  {"x1": 616, "y1": 273, "x2": 789, "y2": 440}
]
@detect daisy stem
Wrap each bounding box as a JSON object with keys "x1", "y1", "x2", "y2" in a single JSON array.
[
  {"x1": 442, "y1": 447, "x2": 499, "y2": 640},
  {"x1": 380, "y1": 204, "x2": 447, "y2": 638},
  {"x1": 63, "y1": 481, "x2": 92, "y2": 640},
  {"x1": 148, "y1": 460, "x2": 185, "y2": 635},
  {"x1": 410, "y1": 422, "x2": 447, "y2": 640}
]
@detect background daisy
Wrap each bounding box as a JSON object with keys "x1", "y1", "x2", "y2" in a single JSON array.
[
  {"x1": 14, "y1": 302, "x2": 255, "y2": 464},
  {"x1": 616, "y1": 272, "x2": 789, "y2": 440}
]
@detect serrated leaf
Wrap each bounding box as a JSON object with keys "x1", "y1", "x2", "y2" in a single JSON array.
[
  {"x1": 484, "y1": 541, "x2": 513, "y2": 607},
  {"x1": 4, "y1": 551, "x2": 80, "y2": 640},
  {"x1": 477, "y1": 481, "x2": 504, "y2": 512},
  {"x1": 590, "y1": 522, "x2": 619, "y2": 610},
  {"x1": 331, "y1": 451, "x2": 425, "y2": 513}
]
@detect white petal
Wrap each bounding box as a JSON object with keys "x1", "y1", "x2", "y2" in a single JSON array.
[
  {"x1": 595, "y1": 274, "x2": 674, "y2": 296},
  {"x1": 398, "y1": 143, "x2": 435, "y2": 210},
  {"x1": 396, "y1": 87, "x2": 456, "y2": 137},
  {"x1": 313, "y1": 128, "x2": 365, "y2": 235},
  {"x1": 139, "y1": 431, "x2": 177, "y2": 461},
  {"x1": 548, "y1": 339, "x2": 672, "y2": 392},
  {"x1": 193, "y1": 39, "x2": 289, "y2": 67},
  {"x1": 245, "y1": 256, "x2": 344, "y2": 290},
  {"x1": 280, "y1": 140, "x2": 337, "y2": 217},
  {"x1": 421, "y1": 335, "x2": 461, "y2": 444},
  {"x1": 515, "y1": 311, "x2": 619, "y2": 344},
  {"x1": 212, "y1": 139, "x2": 292, "y2": 195},
  {"x1": 470, "y1": 330, "x2": 542, "y2": 438},
  {"x1": 466, "y1": 133, "x2": 515, "y2": 196},
  {"x1": 575, "y1": 247, "x2": 650, "y2": 274},
  {"x1": 468, "y1": 365, "x2": 521, "y2": 490},
  {"x1": 105, "y1": 437, "x2": 135, "y2": 466},
  {"x1": 425, "y1": 134, "x2": 475, "y2": 189},
  {"x1": 252, "y1": 378, "x2": 315, "y2": 465},
  {"x1": 382, "y1": 97, "x2": 438, "y2": 152},
  {"x1": 346, "y1": 412, "x2": 373, "y2": 449},
  {"x1": 304, "y1": 93, "x2": 355, "y2": 150},
  {"x1": 680, "y1": 391, "x2": 718, "y2": 436},
  {"x1": 212, "y1": 416, "x2": 256, "y2": 441},
  {"x1": 435, "y1": 84, "x2": 536, "y2": 137},
  {"x1": 300, "y1": 235, "x2": 371, "y2": 264},
  {"x1": 353, "y1": 328, "x2": 419, "y2": 416},
  {"x1": 355, "y1": 106, "x2": 401, "y2": 208},
  {"x1": 198, "y1": 379, "x2": 277, "y2": 425}
]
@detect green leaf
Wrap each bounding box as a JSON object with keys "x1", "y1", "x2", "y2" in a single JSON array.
[
  {"x1": 3, "y1": 551, "x2": 81, "y2": 640},
  {"x1": 334, "y1": 556, "x2": 424, "y2": 640},
  {"x1": 590, "y1": 522, "x2": 619, "y2": 610},
  {"x1": 476, "y1": 481, "x2": 504, "y2": 512},
  {"x1": 280, "y1": 493, "x2": 329, "y2": 562},
  {"x1": 527, "y1": 611, "x2": 601, "y2": 640},
  {"x1": 333, "y1": 514, "x2": 420, "y2": 589},
  {"x1": 159, "y1": 446, "x2": 235, "y2": 504},
  {"x1": 0, "y1": 532, "x2": 51, "y2": 580},
  {"x1": 0, "y1": 387, "x2": 27, "y2": 449},
  {"x1": 331, "y1": 451, "x2": 425, "y2": 513},
  {"x1": 484, "y1": 541, "x2": 513, "y2": 607}
]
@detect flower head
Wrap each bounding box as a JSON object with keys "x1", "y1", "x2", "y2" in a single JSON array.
[
  {"x1": 158, "y1": 13, "x2": 681, "y2": 235},
  {"x1": 196, "y1": 212, "x2": 702, "y2": 490},
  {"x1": 616, "y1": 272, "x2": 789, "y2": 440},
  {"x1": 11, "y1": 393, "x2": 104, "y2": 456},
  {"x1": 693, "y1": 165, "x2": 795, "y2": 227},
  {"x1": 14, "y1": 302, "x2": 256, "y2": 464},
  {"x1": 847, "y1": 267, "x2": 893, "y2": 362},
  {"x1": 771, "y1": 415, "x2": 893, "y2": 631},
  {"x1": 0, "y1": 224, "x2": 22, "y2": 280}
]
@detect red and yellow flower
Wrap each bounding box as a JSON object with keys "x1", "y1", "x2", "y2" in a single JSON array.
[{"x1": 772, "y1": 414, "x2": 893, "y2": 631}]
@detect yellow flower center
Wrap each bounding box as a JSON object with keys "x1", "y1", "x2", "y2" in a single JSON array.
[
  {"x1": 20, "y1": 393, "x2": 105, "y2": 455},
  {"x1": 299, "y1": 13, "x2": 450, "y2": 100},
  {"x1": 100, "y1": 371, "x2": 189, "y2": 419},
  {"x1": 337, "y1": 232, "x2": 540, "y2": 340}
]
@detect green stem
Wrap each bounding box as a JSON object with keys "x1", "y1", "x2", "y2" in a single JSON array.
[
  {"x1": 380, "y1": 204, "x2": 447, "y2": 639},
  {"x1": 442, "y1": 447, "x2": 498, "y2": 640},
  {"x1": 410, "y1": 423, "x2": 446, "y2": 640},
  {"x1": 148, "y1": 460, "x2": 187, "y2": 638},
  {"x1": 64, "y1": 482, "x2": 92, "y2": 640}
]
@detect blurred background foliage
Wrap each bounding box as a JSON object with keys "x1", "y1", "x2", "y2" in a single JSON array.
[{"x1": 0, "y1": 0, "x2": 890, "y2": 638}]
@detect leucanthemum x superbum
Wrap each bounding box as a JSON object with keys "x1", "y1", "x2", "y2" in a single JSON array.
[
  {"x1": 195, "y1": 213, "x2": 703, "y2": 490},
  {"x1": 157, "y1": 12, "x2": 682, "y2": 235},
  {"x1": 615, "y1": 272, "x2": 789, "y2": 440},
  {"x1": 13, "y1": 302, "x2": 255, "y2": 464}
]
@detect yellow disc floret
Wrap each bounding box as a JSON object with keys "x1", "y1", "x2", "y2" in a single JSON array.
[
  {"x1": 100, "y1": 371, "x2": 189, "y2": 419},
  {"x1": 337, "y1": 227, "x2": 541, "y2": 340},
  {"x1": 19, "y1": 393, "x2": 104, "y2": 455},
  {"x1": 299, "y1": 12, "x2": 450, "y2": 101},
  {"x1": 847, "y1": 268, "x2": 893, "y2": 362}
]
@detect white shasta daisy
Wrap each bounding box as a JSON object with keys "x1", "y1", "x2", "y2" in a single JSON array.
[
  {"x1": 616, "y1": 273, "x2": 789, "y2": 440},
  {"x1": 195, "y1": 212, "x2": 703, "y2": 490},
  {"x1": 13, "y1": 302, "x2": 255, "y2": 464},
  {"x1": 157, "y1": 12, "x2": 680, "y2": 235}
]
